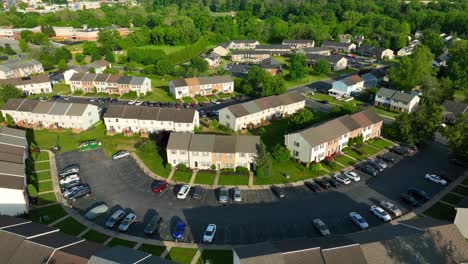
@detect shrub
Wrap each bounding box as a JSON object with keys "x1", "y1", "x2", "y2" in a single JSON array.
[
  {"x1": 256, "y1": 167, "x2": 265, "y2": 177},
  {"x1": 221, "y1": 168, "x2": 234, "y2": 173},
  {"x1": 272, "y1": 145, "x2": 291, "y2": 161},
  {"x1": 210, "y1": 164, "x2": 216, "y2": 170},
  {"x1": 177, "y1": 163, "x2": 188, "y2": 171},
  {"x1": 27, "y1": 184, "x2": 38, "y2": 198},
  {"x1": 235, "y1": 166, "x2": 249, "y2": 174}
]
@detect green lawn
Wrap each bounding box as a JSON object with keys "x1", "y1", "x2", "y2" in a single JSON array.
[
  {"x1": 194, "y1": 171, "x2": 216, "y2": 185},
  {"x1": 454, "y1": 89, "x2": 466, "y2": 103},
  {"x1": 321, "y1": 161, "x2": 345, "y2": 172},
  {"x1": 52, "y1": 217, "x2": 86, "y2": 236},
  {"x1": 441, "y1": 193, "x2": 465, "y2": 205},
  {"x1": 173, "y1": 170, "x2": 193, "y2": 183},
  {"x1": 82, "y1": 230, "x2": 110, "y2": 244},
  {"x1": 38, "y1": 181, "x2": 53, "y2": 193},
  {"x1": 217, "y1": 93, "x2": 234, "y2": 99},
  {"x1": 371, "y1": 107, "x2": 400, "y2": 119},
  {"x1": 136, "y1": 45, "x2": 188, "y2": 54},
  {"x1": 167, "y1": 248, "x2": 198, "y2": 264},
  {"x1": 34, "y1": 161, "x2": 51, "y2": 171},
  {"x1": 254, "y1": 160, "x2": 327, "y2": 185},
  {"x1": 35, "y1": 171, "x2": 52, "y2": 181},
  {"x1": 424, "y1": 202, "x2": 457, "y2": 221},
  {"x1": 53, "y1": 83, "x2": 72, "y2": 95},
  {"x1": 335, "y1": 154, "x2": 356, "y2": 167},
  {"x1": 136, "y1": 141, "x2": 172, "y2": 178},
  {"x1": 307, "y1": 93, "x2": 364, "y2": 109},
  {"x1": 38, "y1": 192, "x2": 57, "y2": 205},
  {"x1": 359, "y1": 144, "x2": 380, "y2": 156},
  {"x1": 30, "y1": 151, "x2": 49, "y2": 161},
  {"x1": 343, "y1": 148, "x2": 365, "y2": 161},
  {"x1": 197, "y1": 250, "x2": 233, "y2": 264},
  {"x1": 195, "y1": 95, "x2": 208, "y2": 103},
  {"x1": 452, "y1": 185, "x2": 468, "y2": 196},
  {"x1": 107, "y1": 238, "x2": 137, "y2": 248},
  {"x1": 138, "y1": 244, "x2": 166, "y2": 256},
  {"x1": 29, "y1": 204, "x2": 67, "y2": 225},
  {"x1": 368, "y1": 138, "x2": 394, "y2": 149},
  {"x1": 182, "y1": 97, "x2": 196, "y2": 103},
  {"x1": 129, "y1": 72, "x2": 177, "y2": 102},
  {"x1": 284, "y1": 68, "x2": 358, "y2": 89},
  {"x1": 218, "y1": 174, "x2": 249, "y2": 185}
]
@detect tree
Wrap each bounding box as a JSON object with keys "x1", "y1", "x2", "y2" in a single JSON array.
[
  {"x1": 75, "y1": 53, "x2": 85, "y2": 64},
  {"x1": 0, "y1": 111, "x2": 5, "y2": 123},
  {"x1": 288, "y1": 53, "x2": 307, "y2": 80},
  {"x1": 98, "y1": 30, "x2": 121, "y2": 51},
  {"x1": 0, "y1": 85, "x2": 24, "y2": 104},
  {"x1": 272, "y1": 145, "x2": 291, "y2": 161},
  {"x1": 421, "y1": 76, "x2": 454, "y2": 104},
  {"x1": 190, "y1": 57, "x2": 208, "y2": 73},
  {"x1": 421, "y1": 31, "x2": 445, "y2": 57},
  {"x1": 4, "y1": 44, "x2": 16, "y2": 55},
  {"x1": 58, "y1": 59, "x2": 68, "y2": 71},
  {"x1": 261, "y1": 75, "x2": 286, "y2": 96},
  {"x1": 444, "y1": 114, "x2": 468, "y2": 162},
  {"x1": 447, "y1": 40, "x2": 467, "y2": 90},
  {"x1": 30, "y1": 33, "x2": 49, "y2": 45},
  {"x1": 5, "y1": 114, "x2": 14, "y2": 127},
  {"x1": 289, "y1": 108, "x2": 314, "y2": 128},
  {"x1": 313, "y1": 59, "x2": 331, "y2": 75},
  {"x1": 19, "y1": 39, "x2": 30, "y2": 52},
  {"x1": 40, "y1": 25, "x2": 56, "y2": 37},
  {"x1": 154, "y1": 58, "x2": 174, "y2": 75},
  {"x1": 20, "y1": 30, "x2": 34, "y2": 42},
  {"x1": 255, "y1": 143, "x2": 272, "y2": 177}
]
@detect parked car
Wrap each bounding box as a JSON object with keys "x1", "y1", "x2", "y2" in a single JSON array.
[
  {"x1": 199, "y1": 110, "x2": 207, "y2": 118},
  {"x1": 425, "y1": 173, "x2": 447, "y2": 185},
  {"x1": 373, "y1": 159, "x2": 388, "y2": 169},
  {"x1": 172, "y1": 220, "x2": 186, "y2": 240},
  {"x1": 218, "y1": 187, "x2": 229, "y2": 203},
  {"x1": 128, "y1": 100, "x2": 137, "y2": 105},
  {"x1": 177, "y1": 185, "x2": 191, "y2": 199},
  {"x1": 59, "y1": 165, "x2": 80, "y2": 178},
  {"x1": 325, "y1": 177, "x2": 341, "y2": 188},
  {"x1": 63, "y1": 96, "x2": 71, "y2": 101},
  {"x1": 134, "y1": 100, "x2": 144, "y2": 106},
  {"x1": 233, "y1": 188, "x2": 242, "y2": 202},
  {"x1": 144, "y1": 214, "x2": 163, "y2": 235},
  {"x1": 60, "y1": 180, "x2": 82, "y2": 191},
  {"x1": 390, "y1": 146, "x2": 409, "y2": 156},
  {"x1": 110, "y1": 98, "x2": 118, "y2": 103},
  {"x1": 271, "y1": 186, "x2": 286, "y2": 198},
  {"x1": 105, "y1": 209, "x2": 126, "y2": 228},
  {"x1": 358, "y1": 164, "x2": 378, "y2": 176},
  {"x1": 305, "y1": 181, "x2": 321, "y2": 192},
  {"x1": 192, "y1": 186, "x2": 203, "y2": 200},
  {"x1": 400, "y1": 193, "x2": 419, "y2": 207},
  {"x1": 344, "y1": 171, "x2": 360, "y2": 182},
  {"x1": 334, "y1": 174, "x2": 351, "y2": 184},
  {"x1": 378, "y1": 155, "x2": 395, "y2": 164},
  {"x1": 349, "y1": 212, "x2": 369, "y2": 230},
  {"x1": 85, "y1": 204, "x2": 109, "y2": 220},
  {"x1": 63, "y1": 184, "x2": 86, "y2": 198},
  {"x1": 313, "y1": 219, "x2": 331, "y2": 236},
  {"x1": 211, "y1": 99, "x2": 220, "y2": 104},
  {"x1": 401, "y1": 144, "x2": 417, "y2": 153},
  {"x1": 52, "y1": 95, "x2": 61, "y2": 100},
  {"x1": 367, "y1": 160, "x2": 384, "y2": 171},
  {"x1": 408, "y1": 187, "x2": 430, "y2": 202},
  {"x1": 59, "y1": 174, "x2": 80, "y2": 185},
  {"x1": 202, "y1": 224, "x2": 217, "y2": 243},
  {"x1": 112, "y1": 150, "x2": 130, "y2": 160},
  {"x1": 380, "y1": 201, "x2": 402, "y2": 218},
  {"x1": 152, "y1": 181, "x2": 169, "y2": 193},
  {"x1": 68, "y1": 185, "x2": 91, "y2": 201},
  {"x1": 315, "y1": 179, "x2": 332, "y2": 189},
  {"x1": 119, "y1": 213, "x2": 137, "y2": 232},
  {"x1": 370, "y1": 206, "x2": 392, "y2": 222}
]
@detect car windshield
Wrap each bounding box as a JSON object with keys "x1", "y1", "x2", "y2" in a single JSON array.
[
  {"x1": 122, "y1": 218, "x2": 130, "y2": 224},
  {"x1": 205, "y1": 230, "x2": 213, "y2": 236},
  {"x1": 319, "y1": 224, "x2": 327, "y2": 230},
  {"x1": 358, "y1": 218, "x2": 365, "y2": 223}
]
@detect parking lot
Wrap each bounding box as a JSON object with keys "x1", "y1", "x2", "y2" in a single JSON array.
[{"x1": 55, "y1": 141, "x2": 466, "y2": 245}]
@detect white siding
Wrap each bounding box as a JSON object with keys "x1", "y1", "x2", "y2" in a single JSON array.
[{"x1": 0, "y1": 188, "x2": 28, "y2": 216}]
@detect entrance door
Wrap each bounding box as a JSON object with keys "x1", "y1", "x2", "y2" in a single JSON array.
[
  {"x1": 217, "y1": 162, "x2": 221, "y2": 170},
  {"x1": 249, "y1": 163, "x2": 255, "y2": 171},
  {"x1": 194, "y1": 161, "x2": 198, "y2": 168}
]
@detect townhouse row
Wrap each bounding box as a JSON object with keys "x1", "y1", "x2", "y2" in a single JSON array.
[
  {"x1": 69, "y1": 73, "x2": 151, "y2": 95},
  {"x1": 374, "y1": 88, "x2": 420, "y2": 113},
  {"x1": 0, "y1": 74, "x2": 52, "y2": 95},
  {"x1": 1, "y1": 99, "x2": 100, "y2": 130},
  {"x1": 169, "y1": 75, "x2": 234, "y2": 99},
  {"x1": 0, "y1": 59, "x2": 44, "y2": 79},
  {"x1": 166, "y1": 132, "x2": 260, "y2": 171}
]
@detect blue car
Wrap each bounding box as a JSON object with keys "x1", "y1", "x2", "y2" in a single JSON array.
[{"x1": 172, "y1": 221, "x2": 186, "y2": 240}]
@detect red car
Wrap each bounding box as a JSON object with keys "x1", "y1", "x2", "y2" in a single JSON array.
[{"x1": 152, "y1": 181, "x2": 169, "y2": 193}]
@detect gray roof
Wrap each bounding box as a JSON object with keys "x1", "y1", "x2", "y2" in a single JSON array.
[
  {"x1": 0, "y1": 59, "x2": 42, "y2": 72},
  {"x1": 0, "y1": 174, "x2": 25, "y2": 190},
  {"x1": 300, "y1": 47, "x2": 330, "y2": 53},
  {"x1": 376, "y1": 88, "x2": 396, "y2": 99},
  {"x1": 94, "y1": 74, "x2": 110, "y2": 82},
  {"x1": 117, "y1": 76, "x2": 133, "y2": 84},
  {"x1": 57, "y1": 240, "x2": 106, "y2": 260},
  {"x1": 167, "y1": 133, "x2": 260, "y2": 154},
  {"x1": 87, "y1": 59, "x2": 110, "y2": 69},
  {"x1": 2, "y1": 222, "x2": 58, "y2": 239},
  {"x1": 0, "y1": 160, "x2": 25, "y2": 176},
  {"x1": 321, "y1": 40, "x2": 354, "y2": 48},
  {"x1": 225, "y1": 93, "x2": 304, "y2": 118},
  {"x1": 255, "y1": 44, "x2": 291, "y2": 50},
  {"x1": 104, "y1": 105, "x2": 196, "y2": 123},
  {"x1": 0, "y1": 127, "x2": 27, "y2": 148},
  {"x1": 70, "y1": 72, "x2": 86, "y2": 81},
  {"x1": 17, "y1": 99, "x2": 39, "y2": 112},
  {"x1": 31, "y1": 101, "x2": 54, "y2": 114},
  {"x1": 361, "y1": 73, "x2": 377, "y2": 81},
  {"x1": 391, "y1": 91, "x2": 418, "y2": 103},
  {"x1": 29, "y1": 231, "x2": 84, "y2": 249},
  {"x1": 207, "y1": 52, "x2": 220, "y2": 60},
  {"x1": 1, "y1": 99, "x2": 25, "y2": 111},
  {"x1": 231, "y1": 50, "x2": 271, "y2": 55},
  {"x1": 283, "y1": 39, "x2": 314, "y2": 44},
  {"x1": 0, "y1": 153, "x2": 23, "y2": 164},
  {"x1": 0, "y1": 215, "x2": 30, "y2": 229},
  {"x1": 65, "y1": 103, "x2": 89, "y2": 116},
  {"x1": 81, "y1": 73, "x2": 97, "y2": 82},
  {"x1": 0, "y1": 127, "x2": 26, "y2": 139},
  {"x1": 0, "y1": 74, "x2": 50, "y2": 86},
  {"x1": 49, "y1": 102, "x2": 71, "y2": 115},
  {"x1": 89, "y1": 245, "x2": 151, "y2": 264},
  {"x1": 0, "y1": 231, "x2": 27, "y2": 263},
  {"x1": 231, "y1": 40, "x2": 258, "y2": 44},
  {"x1": 171, "y1": 75, "x2": 233, "y2": 88},
  {"x1": 306, "y1": 54, "x2": 345, "y2": 64},
  {"x1": 234, "y1": 243, "x2": 284, "y2": 264},
  {"x1": 129, "y1": 76, "x2": 146, "y2": 85},
  {"x1": 442, "y1": 100, "x2": 468, "y2": 114}
]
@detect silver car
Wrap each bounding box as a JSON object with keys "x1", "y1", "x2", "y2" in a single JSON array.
[
  {"x1": 119, "y1": 213, "x2": 137, "y2": 232},
  {"x1": 112, "y1": 150, "x2": 130, "y2": 160},
  {"x1": 313, "y1": 219, "x2": 331, "y2": 236},
  {"x1": 105, "y1": 209, "x2": 126, "y2": 228},
  {"x1": 233, "y1": 188, "x2": 242, "y2": 202},
  {"x1": 219, "y1": 187, "x2": 228, "y2": 203},
  {"x1": 85, "y1": 204, "x2": 109, "y2": 220},
  {"x1": 380, "y1": 200, "x2": 402, "y2": 218}
]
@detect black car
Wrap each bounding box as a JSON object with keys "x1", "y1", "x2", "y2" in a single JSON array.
[
  {"x1": 110, "y1": 98, "x2": 118, "y2": 103},
  {"x1": 183, "y1": 103, "x2": 190, "y2": 109},
  {"x1": 314, "y1": 179, "x2": 332, "y2": 189},
  {"x1": 358, "y1": 164, "x2": 378, "y2": 176},
  {"x1": 199, "y1": 110, "x2": 207, "y2": 118},
  {"x1": 366, "y1": 160, "x2": 384, "y2": 172},
  {"x1": 271, "y1": 186, "x2": 285, "y2": 198},
  {"x1": 390, "y1": 146, "x2": 409, "y2": 156},
  {"x1": 168, "y1": 102, "x2": 176, "y2": 108},
  {"x1": 378, "y1": 155, "x2": 395, "y2": 164},
  {"x1": 192, "y1": 186, "x2": 203, "y2": 200},
  {"x1": 325, "y1": 177, "x2": 341, "y2": 188},
  {"x1": 60, "y1": 180, "x2": 82, "y2": 192},
  {"x1": 318, "y1": 100, "x2": 328, "y2": 104},
  {"x1": 51, "y1": 95, "x2": 61, "y2": 100},
  {"x1": 144, "y1": 214, "x2": 163, "y2": 235},
  {"x1": 401, "y1": 144, "x2": 417, "y2": 153},
  {"x1": 400, "y1": 193, "x2": 419, "y2": 207},
  {"x1": 408, "y1": 188, "x2": 430, "y2": 202},
  {"x1": 198, "y1": 102, "x2": 206, "y2": 107},
  {"x1": 68, "y1": 186, "x2": 91, "y2": 201},
  {"x1": 305, "y1": 181, "x2": 321, "y2": 192}
]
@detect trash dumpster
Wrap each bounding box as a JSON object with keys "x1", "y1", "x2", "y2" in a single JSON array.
[{"x1": 79, "y1": 141, "x2": 90, "y2": 151}]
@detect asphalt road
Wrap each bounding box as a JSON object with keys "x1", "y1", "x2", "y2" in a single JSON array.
[{"x1": 54, "y1": 141, "x2": 465, "y2": 245}]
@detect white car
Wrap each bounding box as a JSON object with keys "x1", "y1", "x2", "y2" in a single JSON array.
[
  {"x1": 333, "y1": 174, "x2": 351, "y2": 184},
  {"x1": 118, "y1": 213, "x2": 137, "y2": 232},
  {"x1": 349, "y1": 212, "x2": 369, "y2": 229},
  {"x1": 135, "y1": 100, "x2": 144, "y2": 106},
  {"x1": 380, "y1": 201, "x2": 402, "y2": 218},
  {"x1": 344, "y1": 171, "x2": 360, "y2": 182},
  {"x1": 128, "y1": 100, "x2": 137, "y2": 105},
  {"x1": 211, "y1": 99, "x2": 220, "y2": 104},
  {"x1": 202, "y1": 224, "x2": 217, "y2": 243},
  {"x1": 59, "y1": 174, "x2": 80, "y2": 185},
  {"x1": 177, "y1": 185, "x2": 191, "y2": 199},
  {"x1": 112, "y1": 150, "x2": 130, "y2": 160},
  {"x1": 370, "y1": 205, "x2": 392, "y2": 222},
  {"x1": 374, "y1": 159, "x2": 388, "y2": 169},
  {"x1": 313, "y1": 219, "x2": 331, "y2": 236},
  {"x1": 425, "y1": 174, "x2": 447, "y2": 185},
  {"x1": 233, "y1": 188, "x2": 242, "y2": 202}
]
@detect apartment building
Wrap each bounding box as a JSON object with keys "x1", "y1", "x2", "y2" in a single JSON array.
[
  {"x1": 358, "y1": 45, "x2": 395, "y2": 60},
  {"x1": 213, "y1": 43, "x2": 230, "y2": 56},
  {"x1": 285, "y1": 109, "x2": 383, "y2": 163},
  {"x1": 0, "y1": 74, "x2": 51, "y2": 95},
  {"x1": 328, "y1": 75, "x2": 365, "y2": 97},
  {"x1": 0, "y1": 127, "x2": 29, "y2": 216},
  {"x1": 282, "y1": 40, "x2": 315, "y2": 49},
  {"x1": 69, "y1": 73, "x2": 151, "y2": 95},
  {"x1": 306, "y1": 54, "x2": 348, "y2": 71},
  {"x1": 254, "y1": 45, "x2": 291, "y2": 55},
  {"x1": 1, "y1": 99, "x2": 100, "y2": 130},
  {"x1": 166, "y1": 132, "x2": 260, "y2": 171},
  {"x1": 374, "y1": 88, "x2": 420, "y2": 113},
  {"x1": 219, "y1": 93, "x2": 305, "y2": 131},
  {"x1": 321, "y1": 41, "x2": 356, "y2": 53},
  {"x1": 229, "y1": 40, "x2": 260, "y2": 49},
  {"x1": 103, "y1": 105, "x2": 199, "y2": 134},
  {"x1": 231, "y1": 50, "x2": 271, "y2": 63},
  {"x1": 0, "y1": 59, "x2": 44, "y2": 79},
  {"x1": 204, "y1": 52, "x2": 221, "y2": 68},
  {"x1": 296, "y1": 47, "x2": 331, "y2": 56},
  {"x1": 64, "y1": 59, "x2": 111, "y2": 84},
  {"x1": 169, "y1": 75, "x2": 234, "y2": 99}
]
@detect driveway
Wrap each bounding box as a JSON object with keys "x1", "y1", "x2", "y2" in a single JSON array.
[{"x1": 54, "y1": 141, "x2": 465, "y2": 245}]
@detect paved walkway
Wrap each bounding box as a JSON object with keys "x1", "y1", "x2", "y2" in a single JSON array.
[
  {"x1": 189, "y1": 170, "x2": 198, "y2": 184},
  {"x1": 213, "y1": 171, "x2": 221, "y2": 186},
  {"x1": 190, "y1": 249, "x2": 202, "y2": 264}
]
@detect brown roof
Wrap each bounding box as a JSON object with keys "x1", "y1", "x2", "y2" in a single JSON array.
[
  {"x1": 158, "y1": 108, "x2": 196, "y2": 123},
  {"x1": 226, "y1": 93, "x2": 304, "y2": 118},
  {"x1": 106, "y1": 74, "x2": 121, "y2": 83},
  {"x1": 171, "y1": 75, "x2": 233, "y2": 88},
  {"x1": 2, "y1": 99, "x2": 24, "y2": 111},
  {"x1": 104, "y1": 105, "x2": 196, "y2": 123},
  {"x1": 0, "y1": 174, "x2": 25, "y2": 190},
  {"x1": 31, "y1": 102, "x2": 54, "y2": 114},
  {"x1": 122, "y1": 106, "x2": 142, "y2": 119},
  {"x1": 0, "y1": 74, "x2": 50, "y2": 86},
  {"x1": 321, "y1": 244, "x2": 367, "y2": 264},
  {"x1": 0, "y1": 144, "x2": 25, "y2": 156},
  {"x1": 17, "y1": 100, "x2": 39, "y2": 112},
  {"x1": 103, "y1": 105, "x2": 125, "y2": 118},
  {"x1": 0, "y1": 231, "x2": 26, "y2": 263},
  {"x1": 167, "y1": 132, "x2": 260, "y2": 153},
  {"x1": 0, "y1": 153, "x2": 23, "y2": 164},
  {"x1": 139, "y1": 107, "x2": 160, "y2": 120},
  {"x1": 349, "y1": 109, "x2": 383, "y2": 128},
  {"x1": 93, "y1": 74, "x2": 110, "y2": 82},
  {"x1": 65, "y1": 103, "x2": 88, "y2": 116},
  {"x1": 70, "y1": 72, "x2": 86, "y2": 82}
]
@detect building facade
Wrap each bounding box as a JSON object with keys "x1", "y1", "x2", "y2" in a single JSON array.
[
  {"x1": 169, "y1": 75, "x2": 234, "y2": 99},
  {"x1": 103, "y1": 105, "x2": 199, "y2": 134},
  {"x1": 359, "y1": 45, "x2": 395, "y2": 60},
  {"x1": 282, "y1": 40, "x2": 315, "y2": 49},
  {"x1": 0, "y1": 59, "x2": 44, "y2": 79},
  {"x1": 374, "y1": 88, "x2": 420, "y2": 113},
  {"x1": 166, "y1": 132, "x2": 260, "y2": 171},
  {"x1": 204, "y1": 52, "x2": 221, "y2": 68},
  {"x1": 328, "y1": 75, "x2": 365, "y2": 97},
  {"x1": 285, "y1": 109, "x2": 383, "y2": 163},
  {"x1": 64, "y1": 60, "x2": 110, "y2": 84},
  {"x1": 0, "y1": 74, "x2": 51, "y2": 95},
  {"x1": 69, "y1": 73, "x2": 151, "y2": 95},
  {"x1": 321, "y1": 41, "x2": 356, "y2": 53},
  {"x1": 219, "y1": 93, "x2": 305, "y2": 131},
  {"x1": 254, "y1": 45, "x2": 291, "y2": 55},
  {"x1": 231, "y1": 50, "x2": 271, "y2": 63},
  {"x1": 306, "y1": 54, "x2": 347, "y2": 71},
  {"x1": 229, "y1": 40, "x2": 259, "y2": 49},
  {"x1": 1, "y1": 99, "x2": 100, "y2": 130}
]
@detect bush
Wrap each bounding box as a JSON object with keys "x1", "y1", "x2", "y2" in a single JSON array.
[
  {"x1": 272, "y1": 145, "x2": 291, "y2": 161},
  {"x1": 256, "y1": 167, "x2": 265, "y2": 177},
  {"x1": 235, "y1": 166, "x2": 249, "y2": 174},
  {"x1": 27, "y1": 184, "x2": 38, "y2": 198},
  {"x1": 210, "y1": 164, "x2": 216, "y2": 170},
  {"x1": 221, "y1": 168, "x2": 235, "y2": 173},
  {"x1": 177, "y1": 163, "x2": 188, "y2": 171}
]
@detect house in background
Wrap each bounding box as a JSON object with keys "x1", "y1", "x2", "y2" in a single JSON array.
[
  {"x1": 229, "y1": 40, "x2": 259, "y2": 49},
  {"x1": 321, "y1": 40, "x2": 356, "y2": 53},
  {"x1": 442, "y1": 100, "x2": 468, "y2": 124},
  {"x1": 69, "y1": 73, "x2": 150, "y2": 95},
  {"x1": 64, "y1": 59, "x2": 110, "y2": 84},
  {"x1": 169, "y1": 75, "x2": 234, "y2": 99},
  {"x1": 433, "y1": 53, "x2": 449, "y2": 67},
  {"x1": 231, "y1": 50, "x2": 271, "y2": 63},
  {"x1": 360, "y1": 72, "x2": 378, "y2": 88},
  {"x1": 213, "y1": 42, "x2": 230, "y2": 56},
  {"x1": 204, "y1": 52, "x2": 221, "y2": 68},
  {"x1": 282, "y1": 39, "x2": 315, "y2": 49},
  {"x1": 358, "y1": 45, "x2": 395, "y2": 60},
  {"x1": 374, "y1": 88, "x2": 420, "y2": 113},
  {"x1": 0, "y1": 59, "x2": 44, "y2": 79},
  {"x1": 306, "y1": 54, "x2": 348, "y2": 71},
  {"x1": 0, "y1": 74, "x2": 52, "y2": 95},
  {"x1": 166, "y1": 132, "x2": 260, "y2": 171},
  {"x1": 254, "y1": 44, "x2": 291, "y2": 55},
  {"x1": 260, "y1": 58, "x2": 283, "y2": 75},
  {"x1": 328, "y1": 75, "x2": 364, "y2": 97},
  {"x1": 296, "y1": 47, "x2": 331, "y2": 56},
  {"x1": 339, "y1": 34, "x2": 352, "y2": 43}
]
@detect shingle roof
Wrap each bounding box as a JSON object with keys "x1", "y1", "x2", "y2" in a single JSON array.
[
  {"x1": 17, "y1": 99, "x2": 39, "y2": 112},
  {"x1": 129, "y1": 76, "x2": 146, "y2": 85},
  {"x1": 117, "y1": 75, "x2": 133, "y2": 84},
  {"x1": 2, "y1": 99, "x2": 26, "y2": 111},
  {"x1": 0, "y1": 59, "x2": 42, "y2": 72},
  {"x1": 225, "y1": 93, "x2": 304, "y2": 118},
  {"x1": 0, "y1": 126, "x2": 26, "y2": 139},
  {"x1": 0, "y1": 152, "x2": 23, "y2": 164},
  {"x1": 283, "y1": 39, "x2": 314, "y2": 44},
  {"x1": 300, "y1": 47, "x2": 330, "y2": 53},
  {"x1": 49, "y1": 102, "x2": 71, "y2": 115},
  {"x1": 65, "y1": 103, "x2": 89, "y2": 116},
  {"x1": 93, "y1": 74, "x2": 110, "y2": 82},
  {"x1": 167, "y1": 133, "x2": 260, "y2": 154},
  {"x1": 0, "y1": 74, "x2": 50, "y2": 86},
  {"x1": 89, "y1": 245, "x2": 151, "y2": 264},
  {"x1": 29, "y1": 232, "x2": 83, "y2": 249},
  {"x1": 0, "y1": 215, "x2": 30, "y2": 230},
  {"x1": 0, "y1": 174, "x2": 25, "y2": 189},
  {"x1": 31, "y1": 101, "x2": 54, "y2": 114},
  {"x1": 171, "y1": 75, "x2": 233, "y2": 88},
  {"x1": 442, "y1": 100, "x2": 468, "y2": 114},
  {"x1": 188, "y1": 134, "x2": 216, "y2": 152},
  {"x1": 0, "y1": 160, "x2": 25, "y2": 176},
  {"x1": 166, "y1": 132, "x2": 192, "y2": 150},
  {"x1": 2, "y1": 222, "x2": 59, "y2": 239},
  {"x1": 70, "y1": 72, "x2": 86, "y2": 81},
  {"x1": 87, "y1": 59, "x2": 110, "y2": 69},
  {"x1": 104, "y1": 105, "x2": 197, "y2": 123},
  {"x1": 376, "y1": 88, "x2": 396, "y2": 98},
  {"x1": 81, "y1": 73, "x2": 97, "y2": 82},
  {"x1": 255, "y1": 44, "x2": 291, "y2": 50},
  {"x1": 339, "y1": 75, "x2": 363, "y2": 86},
  {"x1": 321, "y1": 41, "x2": 354, "y2": 48},
  {"x1": 57, "y1": 240, "x2": 106, "y2": 260},
  {"x1": 391, "y1": 91, "x2": 418, "y2": 103},
  {"x1": 231, "y1": 40, "x2": 258, "y2": 44},
  {"x1": 231, "y1": 50, "x2": 271, "y2": 55}
]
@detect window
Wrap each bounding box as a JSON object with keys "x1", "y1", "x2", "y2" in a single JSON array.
[
  {"x1": 171, "y1": 150, "x2": 176, "y2": 154},
  {"x1": 225, "y1": 163, "x2": 233, "y2": 168},
  {"x1": 115, "y1": 119, "x2": 119, "y2": 123},
  {"x1": 180, "y1": 151, "x2": 186, "y2": 155},
  {"x1": 293, "y1": 150, "x2": 299, "y2": 157},
  {"x1": 240, "y1": 153, "x2": 246, "y2": 158},
  {"x1": 216, "y1": 153, "x2": 221, "y2": 158},
  {"x1": 192, "y1": 151, "x2": 199, "y2": 156},
  {"x1": 294, "y1": 141, "x2": 300, "y2": 147},
  {"x1": 203, "y1": 152, "x2": 209, "y2": 157},
  {"x1": 227, "y1": 153, "x2": 232, "y2": 158},
  {"x1": 225, "y1": 115, "x2": 230, "y2": 119}
]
